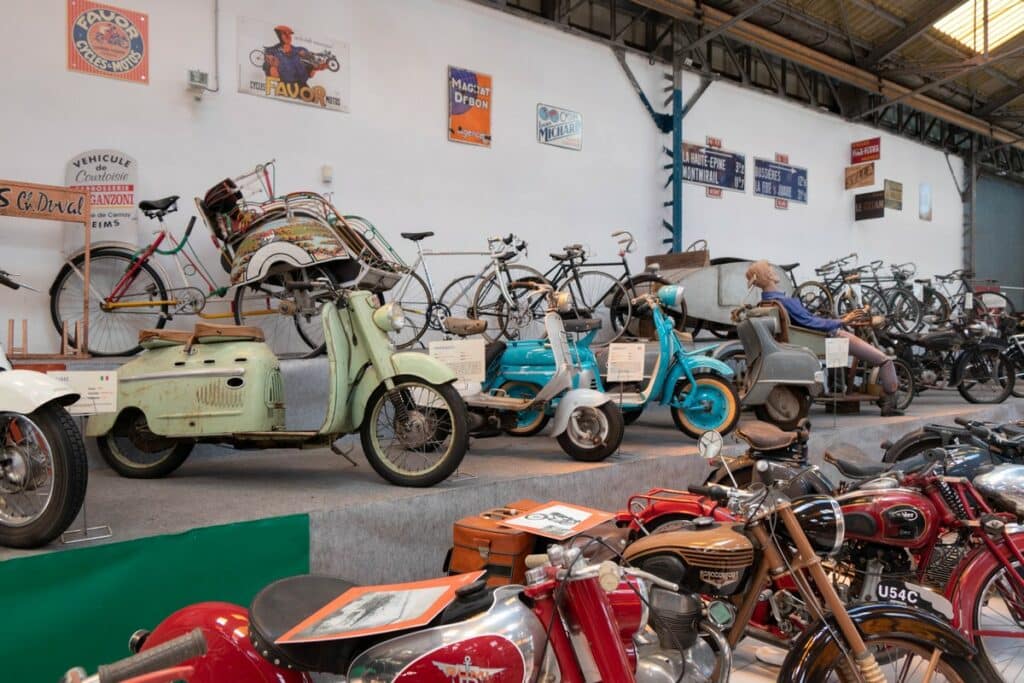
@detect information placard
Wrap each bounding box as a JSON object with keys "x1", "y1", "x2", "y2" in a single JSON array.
[
  {"x1": 47, "y1": 371, "x2": 117, "y2": 415},
  {"x1": 429, "y1": 339, "x2": 486, "y2": 382},
  {"x1": 825, "y1": 337, "x2": 850, "y2": 369},
  {"x1": 606, "y1": 343, "x2": 645, "y2": 382},
  {"x1": 502, "y1": 502, "x2": 614, "y2": 540}
]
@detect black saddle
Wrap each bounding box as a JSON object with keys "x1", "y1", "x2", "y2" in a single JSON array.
[
  {"x1": 564, "y1": 317, "x2": 602, "y2": 333},
  {"x1": 824, "y1": 449, "x2": 941, "y2": 480},
  {"x1": 778, "y1": 262, "x2": 799, "y2": 272},
  {"x1": 249, "y1": 574, "x2": 493, "y2": 674},
  {"x1": 400, "y1": 231, "x2": 434, "y2": 242},
  {"x1": 139, "y1": 196, "x2": 179, "y2": 217},
  {"x1": 550, "y1": 252, "x2": 569, "y2": 261}
]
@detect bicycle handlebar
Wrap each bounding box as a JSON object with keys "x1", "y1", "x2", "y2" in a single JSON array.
[
  {"x1": 233, "y1": 159, "x2": 276, "y2": 182},
  {"x1": 0, "y1": 270, "x2": 20, "y2": 290},
  {"x1": 611, "y1": 230, "x2": 635, "y2": 254}
]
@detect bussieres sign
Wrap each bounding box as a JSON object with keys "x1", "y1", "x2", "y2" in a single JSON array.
[
  {"x1": 681, "y1": 142, "x2": 746, "y2": 192},
  {"x1": 753, "y1": 157, "x2": 808, "y2": 204},
  {"x1": 851, "y1": 137, "x2": 881, "y2": 164}
]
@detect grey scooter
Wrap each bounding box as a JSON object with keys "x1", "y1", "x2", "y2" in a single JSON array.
[{"x1": 714, "y1": 310, "x2": 822, "y2": 429}]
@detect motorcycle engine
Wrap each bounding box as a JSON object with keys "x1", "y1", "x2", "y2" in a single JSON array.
[{"x1": 634, "y1": 588, "x2": 721, "y2": 683}]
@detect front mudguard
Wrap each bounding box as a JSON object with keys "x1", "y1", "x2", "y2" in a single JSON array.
[
  {"x1": 549, "y1": 388, "x2": 611, "y2": 436},
  {"x1": 350, "y1": 352, "x2": 457, "y2": 429},
  {"x1": 780, "y1": 603, "x2": 983, "y2": 683},
  {"x1": 0, "y1": 370, "x2": 79, "y2": 413},
  {"x1": 661, "y1": 356, "x2": 735, "y2": 405}
]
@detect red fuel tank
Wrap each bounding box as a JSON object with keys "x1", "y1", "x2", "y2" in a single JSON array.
[{"x1": 838, "y1": 488, "x2": 939, "y2": 550}]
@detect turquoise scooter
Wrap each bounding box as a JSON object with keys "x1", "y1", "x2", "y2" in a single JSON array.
[{"x1": 484, "y1": 285, "x2": 740, "y2": 438}]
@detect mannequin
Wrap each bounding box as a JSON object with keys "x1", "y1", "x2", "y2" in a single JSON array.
[{"x1": 745, "y1": 260, "x2": 902, "y2": 417}]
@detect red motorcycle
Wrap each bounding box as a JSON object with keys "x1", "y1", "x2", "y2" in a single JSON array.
[{"x1": 621, "y1": 437, "x2": 1024, "y2": 680}]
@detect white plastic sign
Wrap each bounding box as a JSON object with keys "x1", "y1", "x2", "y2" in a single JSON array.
[
  {"x1": 606, "y1": 343, "x2": 645, "y2": 382},
  {"x1": 47, "y1": 371, "x2": 118, "y2": 415},
  {"x1": 429, "y1": 339, "x2": 486, "y2": 382},
  {"x1": 964, "y1": 292, "x2": 973, "y2": 311},
  {"x1": 825, "y1": 337, "x2": 850, "y2": 369}
]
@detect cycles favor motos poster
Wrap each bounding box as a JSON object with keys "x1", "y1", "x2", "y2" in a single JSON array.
[{"x1": 238, "y1": 17, "x2": 350, "y2": 112}]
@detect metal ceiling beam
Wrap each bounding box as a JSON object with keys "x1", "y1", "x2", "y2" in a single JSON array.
[
  {"x1": 679, "y1": 0, "x2": 777, "y2": 55},
  {"x1": 975, "y1": 83, "x2": 1024, "y2": 116},
  {"x1": 631, "y1": 0, "x2": 1024, "y2": 151},
  {"x1": 861, "y1": 0, "x2": 963, "y2": 68}
]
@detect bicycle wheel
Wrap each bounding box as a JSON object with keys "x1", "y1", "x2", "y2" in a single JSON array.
[
  {"x1": 886, "y1": 287, "x2": 924, "y2": 332},
  {"x1": 919, "y1": 289, "x2": 950, "y2": 327},
  {"x1": 233, "y1": 266, "x2": 335, "y2": 358},
  {"x1": 494, "y1": 279, "x2": 549, "y2": 341},
  {"x1": 438, "y1": 274, "x2": 480, "y2": 325},
  {"x1": 558, "y1": 270, "x2": 631, "y2": 345},
  {"x1": 387, "y1": 271, "x2": 433, "y2": 349},
  {"x1": 794, "y1": 281, "x2": 833, "y2": 318},
  {"x1": 615, "y1": 273, "x2": 686, "y2": 340},
  {"x1": 50, "y1": 247, "x2": 169, "y2": 356},
  {"x1": 974, "y1": 291, "x2": 1016, "y2": 322},
  {"x1": 472, "y1": 267, "x2": 548, "y2": 341}
]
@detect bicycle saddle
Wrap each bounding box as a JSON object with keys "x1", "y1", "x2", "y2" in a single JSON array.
[
  {"x1": 550, "y1": 252, "x2": 569, "y2": 261},
  {"x1": 778, "y1": 262, "x2": 799, "y2": 272},
  {"x1": 139, "y1": 196, "x2": 179, "y2": 216},
  {"x1": 400, "y1": 231, "x2": 434, "y2": 242}
]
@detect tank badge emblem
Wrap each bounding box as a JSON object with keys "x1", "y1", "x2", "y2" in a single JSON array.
[
  {"x1": 433, "y1": 656, "x2": 505, "y2": 682},
  {"x1": 700, "y1": 568, "x2": 740, "y2": 588}
]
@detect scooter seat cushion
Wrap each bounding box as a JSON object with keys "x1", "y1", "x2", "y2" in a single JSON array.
[
  {"x1": 444, "y1": 317, "x2": 487, "y2": 337},
  {"x1": 138, "y1": 329, "x2": 194, "y2": 348},
  {"x1": 192, "y1": 322, "x2": 265, "y2": 343},
  {"x1": 736, "y1": 421, "x2": 798, "y2": 451},
  {"x1": 564, "y1": 317, "x2": 602, "y2": 333}
]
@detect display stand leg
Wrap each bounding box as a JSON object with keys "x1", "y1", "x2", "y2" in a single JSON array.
[{"x1": 60, "y1": 416, "x2": 112, "y2": 545}]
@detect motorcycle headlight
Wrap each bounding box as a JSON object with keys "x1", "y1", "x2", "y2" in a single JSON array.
[
  {"x1": 553, "y1": 291, "x2": 572, "y2": 312},
  {"x1": 657, "y1": 285, "x2": 685, "y2": 309},
  {"x1": 373, "y1": 302, "x2": 405, "y2": 332}
]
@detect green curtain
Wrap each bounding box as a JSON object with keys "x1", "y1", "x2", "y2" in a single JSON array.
[{"x1": 0, "y1": 514, "x2": 310, "y2": 683}]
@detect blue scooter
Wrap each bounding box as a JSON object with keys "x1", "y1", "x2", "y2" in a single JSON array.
[{"x1": 484, "y1": 285, "x2": 740, "y2": 439}]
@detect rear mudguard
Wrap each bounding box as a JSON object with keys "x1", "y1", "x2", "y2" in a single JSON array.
[
  {"x1": 660, "y1": 356, "x2": 734, "y2": 405},
  {"x1": 948, "y1": 529, "x2": 1024, "y2": 639},
  {"x1": 549, "y1": 388, "x2": 612, "y2": 435},
  {"x1": 780, "y1": 603, "x2": 983, "y2": 683},
  {"x1": 0, "y1": 370, "x2": 79, "y2": 413}
]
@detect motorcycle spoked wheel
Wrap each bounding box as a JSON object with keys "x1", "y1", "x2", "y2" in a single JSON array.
[
  {"x1": 498, "y1": 381, "x2": 550, "y2": 436},
  {"x1": 971, "y1": 558, "x2": 1024, "y2": 680},
  {"x1": 97, "y1": 409, "x2": 195, "y2": 478},
  {"x1": 0, "y1": 405, "x2": 87, "y2": 548},
  {"x1": 670, "y1": 374, "x2": 740, "y2": 439},
  {"x1": 893, "y1": 358, "x2": 916, "y2": 411},
  {"x1": 361, "y1": 377, "x2": 469, "y2": 487},
  {"x1": 796, "y1": 634, "x2": 982, "y2": 682},
  {"x1": 957, "y1": 345, "x2": 1015, "y2": 404},
  {"x1": 555, "y1": 402, "x2": 624, "y2": 462}
]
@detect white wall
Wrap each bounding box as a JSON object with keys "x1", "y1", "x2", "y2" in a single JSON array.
[{"x1": 0, "y1": 0, "x2": 963, "y2": 352}]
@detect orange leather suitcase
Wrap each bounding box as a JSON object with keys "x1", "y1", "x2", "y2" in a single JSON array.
[{"x1": 447, "y1": 499, "x2": 544, "y2": 586}]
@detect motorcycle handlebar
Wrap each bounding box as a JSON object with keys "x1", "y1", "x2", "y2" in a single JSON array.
[
  {"x1": 953, "y1": 417, "x2": 1012, "y2": 448},
  {"x1": 687, "y1": 484, "x2": 730, "y2": 503},
  {"x1": 94, "y1": 629, "x2": 206, "y2": 683}
]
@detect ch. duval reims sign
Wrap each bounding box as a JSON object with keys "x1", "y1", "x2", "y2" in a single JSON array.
[{"x1": 0, "y1": 181, "x2": 89, "y2": 222}]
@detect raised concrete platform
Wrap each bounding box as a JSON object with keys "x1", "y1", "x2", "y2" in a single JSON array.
[{"x1": 4, "y1": 355, "x2": 1022, "y2": 586}]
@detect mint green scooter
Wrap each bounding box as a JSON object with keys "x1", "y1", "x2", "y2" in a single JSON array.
[{"x1": 86, "y1": 289, "x2": 469, "y2": 487}]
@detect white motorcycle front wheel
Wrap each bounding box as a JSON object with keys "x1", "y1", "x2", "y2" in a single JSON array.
[{"x1": 0, "y1": 404, "x2": 88, "y2": 548}]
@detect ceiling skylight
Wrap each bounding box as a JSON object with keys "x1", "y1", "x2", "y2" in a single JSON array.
[{"x1": 933, "y1": 0, "x2": 1024, "y2": 53}]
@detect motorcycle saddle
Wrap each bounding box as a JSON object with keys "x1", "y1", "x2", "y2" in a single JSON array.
[
  {"x1": 444, "y1": 317, "x2": 487, "y2": 337},
  {"x1": 485, "y1": 340, "x2": 507, "y2": 368},
  {"x1": 735, "y1": 421, "x2": 798, "y2": 451},
  {"x1": 249, "y1": 574, "x2": 493, "y2": 675},
  {"x1": 564, "y1": 318, "x2": 602, "y2": 333},
  {"x1": 824, "y1": 448, "x2": 941, "y2": 480},
  {"x1": 137, "y1": 323, "x2": 265, "y2": 350}
]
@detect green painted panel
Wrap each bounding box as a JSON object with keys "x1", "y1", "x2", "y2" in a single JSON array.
[{"x1": 0, "y1": 514, "x2": 310, "y2": 683}]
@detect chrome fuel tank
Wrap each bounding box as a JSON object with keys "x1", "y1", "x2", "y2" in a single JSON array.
[{"x1": 974, "y1": 464, "x2": 1024, "y2": 517}]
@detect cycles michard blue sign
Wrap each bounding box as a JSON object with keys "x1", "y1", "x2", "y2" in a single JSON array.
[
  {"x1": 681, "y1": 143, "x2": 745, "y2": 192},
  {"x1": 753, "y1": 157, "x2": 808, "y2": 204}
]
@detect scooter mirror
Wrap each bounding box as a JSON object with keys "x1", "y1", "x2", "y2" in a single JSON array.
[{"x1": 698, "y1": 430, "x2": 723, "y2": 460}]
